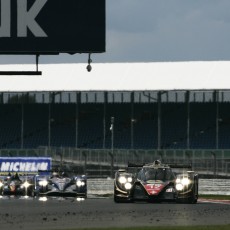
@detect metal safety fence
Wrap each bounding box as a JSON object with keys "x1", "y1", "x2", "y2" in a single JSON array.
[{"x1": 0, "y1": 148, "x2": 230, "y2": 178}]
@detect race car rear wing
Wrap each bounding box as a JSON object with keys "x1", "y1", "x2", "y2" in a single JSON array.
[
  {"x1": 128, "y1": 162, "x2": 145, "y2": 168},
  {"x1": 128, "y1": 161, "x2": 192, "y2": 169},
  {"x1": 37, "y1": 169, "x2": 85, "y2": 176},
  {"x1": 167, "y1": 164, "x2": 192, "y2": 169},
  {"x1": 38, "y1": 169, "x2": 80, "y2": 173}
]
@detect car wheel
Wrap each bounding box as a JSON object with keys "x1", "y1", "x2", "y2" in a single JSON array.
[
  {"x1": 30, "y1": 189, "x2": 35, "y2": 197},
  {"x1": 188, "y1": 186, "x2": 198, "y2": 204},
  {"x1": 114, "y1": 195, "x2": 131, "y2": 203}
]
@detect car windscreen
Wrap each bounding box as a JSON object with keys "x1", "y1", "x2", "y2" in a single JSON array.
[{"x1": 137, "y1": 168, "x2": 175, "y2": 182}]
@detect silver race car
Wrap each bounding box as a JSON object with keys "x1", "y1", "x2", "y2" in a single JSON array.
[{"x1": 34, "y1": 170, "x2": 87, "y2": 197}]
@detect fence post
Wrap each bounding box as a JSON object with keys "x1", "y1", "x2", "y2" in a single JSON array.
[
  {"x1": 157, "y1": 151, "x2": 163, "y2": 162},
  {"x1": 109, "y1": 152, "x2": 114, "y2": 178},
  {"x1": 186, "y1": 151, "x2": 192, "y2": 169},
  {"x1": 56, "y1": 149, "x2": 63, "y2": 169},
  {"x1": 134, "y1": 150, "x2": 138, "y2": 162},
  {"x1": 83, "y1": 151, "x2": 87, "y2": 175},
  {"x1": 211, "y1": 151, "x2": 216, "y2": 178},
  {"x1": 226, "y1": 162, "x2": 230, "y2": 176}
]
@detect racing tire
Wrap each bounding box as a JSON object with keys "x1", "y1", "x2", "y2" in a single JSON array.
[
  {"x1": 114, "y1": 195, "x2": 131, "y2": 203},
  {"x1": 22, "y1": 190, "x2": 26, "y2": 196},
  {"x1": 177, "y1": 188, "x2": 198, "y2": 204},
  {"x1": 189, "y1": 182, "x2": 198, "y2": 204},
  {"x1": 188, "y1": 193, "x2": 197, "y2": 204},
  {"x1": 29, "y1": 189, "x2": 36, "y2": 197}
]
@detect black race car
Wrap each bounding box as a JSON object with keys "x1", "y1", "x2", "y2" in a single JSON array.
[
  {"x1": 114, "y1": 160, "x2": 198, "y2": 203},
  {"x1": 34, "y1": 170, "x2": 87, "y2": 197},
  {"x1": 0, "y1": 173, "x2": 35, "y2": 196}
]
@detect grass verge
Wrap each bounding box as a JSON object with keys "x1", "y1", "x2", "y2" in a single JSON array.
[{"x1": 199, "y1": 194, "x2": 230, "y2": 200}]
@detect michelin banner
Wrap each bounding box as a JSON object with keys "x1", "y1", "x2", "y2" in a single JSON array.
[{"x1": 0, "y1": 157, "x2": 52, "y2": 173}]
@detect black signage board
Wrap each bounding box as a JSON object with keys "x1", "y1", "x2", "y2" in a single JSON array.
[{"x1": 0, "y1": 0, "x2": 105, "y2": 54}]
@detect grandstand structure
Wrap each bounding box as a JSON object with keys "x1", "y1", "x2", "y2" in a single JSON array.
[
  {"x1": 1, "y1": 61, "x2": 230, "y2": 176},
  {"x1": 0, "y1": 91, "x2": 230, "y2": 150},
  {"x1": 0, "y1": 61, "x2": 230, "y2": 149}
]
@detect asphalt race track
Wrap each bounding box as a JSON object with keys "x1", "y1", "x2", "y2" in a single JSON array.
[{"x1": 0, "y1": 197, "x2": 230, "y2": 230}]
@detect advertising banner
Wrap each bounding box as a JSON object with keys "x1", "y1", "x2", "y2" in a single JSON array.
[{"x1": 0, "y1": 157, "x2": 52, "y2": 174}]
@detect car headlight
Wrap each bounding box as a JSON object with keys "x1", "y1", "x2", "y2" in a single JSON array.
[
  {"x1": 124, "y1": 182, "x2": 132, "y2": 190},
  {"x1": 176, "y1": 178, "x2": 181, "y2": 183},
  {"x1": 76, "y1": 180, "x2": 85, "y2": 187},
  {"x1": 127, "y1": 177, "x2": 132, "y2": 182},
  {"x1": 22, "y1": 181, "x2": 30, "y2": 188},
  {"x1": 80, "y1": 181, "x2": 85, "y2": 186},
  {"x1": 38, "y1": 180, "x2": 48, "y2": 186},
  {"x1": 181, "y1": 178, "x2": 190, "y2": 186},
  {"x1": 118, "y1": 176, "x2": 127, "y2": 184},
  {"x1": 175, "y1": 176, "x2": 191, "y2": 191},
  {"x1": 176, "y1": 183, "x2": 183, "y2": 191}
]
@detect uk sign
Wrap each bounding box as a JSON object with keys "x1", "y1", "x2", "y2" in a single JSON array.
[{"x1": 0, "y1": 0, "x2": 105, "y2": 54}]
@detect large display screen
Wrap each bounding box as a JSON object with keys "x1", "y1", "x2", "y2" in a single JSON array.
[{"x1": 0, "y1": 0, "x2": 105, "y2": 54}]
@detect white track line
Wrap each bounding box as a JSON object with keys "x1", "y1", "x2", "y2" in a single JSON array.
[{"x1": 199, "y1": 198, "x2": 230, "y2": 205}]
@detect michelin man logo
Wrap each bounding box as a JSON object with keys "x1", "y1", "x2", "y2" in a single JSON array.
[{"x1": 0, "y1": 0, "x2": 48, "y2": 37}]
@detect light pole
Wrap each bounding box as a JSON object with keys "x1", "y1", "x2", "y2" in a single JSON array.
[
  {"x1": 110, "y1": 117, "x2": 114, "y2": 177},
  {"x1": 131, "y1": 118, "x2": 136, "y2": 149},
  {"x1": 211, "y1": 151, "x2": 217, "y2": 178},
  {"x1": 48, "y1": 103, "x2": 54, "y2": 149},
  {"x1": 21, "y1": 102, "x2": 24, "y2": 149},
  {"x1": 48, "y1": 103, "x2": 51, "y2": 149},
  {"x1": 110, "y1": 117, "x2": 114, "y2": 153}
]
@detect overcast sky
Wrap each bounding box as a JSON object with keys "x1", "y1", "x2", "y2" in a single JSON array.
[{"x1": 1, "y1": 0, "x2": 230, "y2": 64}]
